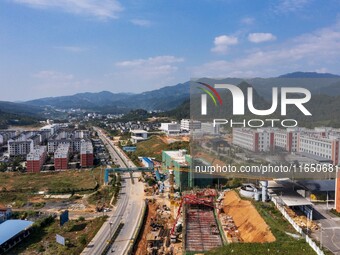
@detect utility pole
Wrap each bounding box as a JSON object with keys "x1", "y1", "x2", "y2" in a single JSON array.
[{"x1": 320, "y1": 225, "x2": 322, "y2": 249}]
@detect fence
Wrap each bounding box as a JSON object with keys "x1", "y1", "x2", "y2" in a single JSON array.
[{"x1": 271, "y1": 196, "x2": 324, "y2": 255}]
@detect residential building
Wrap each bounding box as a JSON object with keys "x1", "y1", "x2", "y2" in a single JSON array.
[
  {"x1": 40, "y1": 124, "x2": 60, "y2": 136},
  {"x1": 26, "y1": 146, "x2": 47, "y2": 173},
  {"x1": 48, "y1": 130, "x2": 90, "y2": 153},
  {"x1": 0, "y1": 131, "x2": 17, "y2": 145},
  {"x1": 80, "y1": 140, "x2": 94, "y2": 168},
  {"x1": 8, "y1": 131, "x2": 39, "y2": 157},
  {"x1": 54, "y1": 144, "x2": 70, "y2": 170}
]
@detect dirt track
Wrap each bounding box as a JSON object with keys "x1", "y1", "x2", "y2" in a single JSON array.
[
  {"x1": 223, "y1": 190, "x2": 276, "y2": 243},
  {"x1": 134, "y1": 202, "x2": 158, "y2": 255}
]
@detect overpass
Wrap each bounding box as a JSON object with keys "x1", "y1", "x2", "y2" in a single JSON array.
[{"x1": 104, "y1": 167, "x2": 155, "y2": 184}]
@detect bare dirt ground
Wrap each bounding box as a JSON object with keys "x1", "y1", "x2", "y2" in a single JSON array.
[
  {"x1": 134, "y1": 201, "x2": 158, "y2": 255},
  {"x1": 223, "y1": 190, "x2": 276, "y2": 243},
  {"x1": 162, "y1": 136, "x2": 189, "y2": 144}
]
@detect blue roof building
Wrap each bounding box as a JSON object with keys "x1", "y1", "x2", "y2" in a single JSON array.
[{"x1": 0, "y1": 220, "x2": 34, "y2": 253}]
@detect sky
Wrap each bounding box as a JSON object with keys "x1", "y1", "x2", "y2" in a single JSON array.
[{"x1": 1, "y1": 0, "x2": 340, "y2": 101}]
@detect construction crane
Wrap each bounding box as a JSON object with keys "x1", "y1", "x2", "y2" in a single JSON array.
[{"x1": 170, "y1": 192, "x2": 216, "y2": 242}]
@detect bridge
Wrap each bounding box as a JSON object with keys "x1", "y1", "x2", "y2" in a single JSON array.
[{"x1": 104, "y1": 167, "x2": 161, "y2": 184}]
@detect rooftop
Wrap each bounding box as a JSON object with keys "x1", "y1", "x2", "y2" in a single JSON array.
[
  {"x1": 130, "y1": 129, "x2": 148, "y2": 134},
  {"x1": 0, "y1": 220, "x2": 34, "y2": 246}
]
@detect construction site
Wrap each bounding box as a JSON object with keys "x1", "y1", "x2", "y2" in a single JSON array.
[
  {"x1": 133, "y1": 159, "x2": 287, "y2": 255},
  {"x1": 183, "y1": 190, "x2": 223, "y2": 252},
  {"x1": 134, "y1": 188, "x2": 232, "y2": 254}
]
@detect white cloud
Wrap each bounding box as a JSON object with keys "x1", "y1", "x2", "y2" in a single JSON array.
[
  {"x1": 130, "y1": 19, "x2": 152, "y2": 27},
  {"x1": 248, "y1": 33, "x2": 277, "y2": 43},
  {"x1": 54, "y1": 46, "x2": 88, "y2": 53},
  {"x1": 241, "y1": 17, "x2": 255, "y2": 25},
  {"x1": 33, "y1": 70, "x2": 74, "y2": 81},
  {"x1": 11, "y1": 0, "x2": 123, "y2": 20},
  {"x1": 211, "y1": 35, "x2": 238, "y2": 54},
  {"x1": 193, "y1": 21, "x2": 340, "y2": 78},
  {"x1": 116, "y1": 56, "x2": 184, "y2": 68},
  {"x1": 275, "y1": 0, "x2": 309, "y2": 13},
  {"x1": 113, "y1": 55, "x2": 185, "y2": 91}
]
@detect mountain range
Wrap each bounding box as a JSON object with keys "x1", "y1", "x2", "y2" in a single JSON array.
[
  {"x1": 1, "y1": 72, "x2": 340, "y2": 120},
  {"x1": 24, "y1": 81, "x2": 190, "y2": 112}
]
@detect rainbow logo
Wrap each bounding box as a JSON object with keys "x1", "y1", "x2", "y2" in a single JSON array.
[{"x1": 197, "y1": 82, "x2": 223, "y2": 106}]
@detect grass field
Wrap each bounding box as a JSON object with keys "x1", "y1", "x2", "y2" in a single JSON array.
[
  {"x1": 130, "y1": 135, "x2": 189, "y2": 163},
  {"x1": 203, "y1": 201, "x2": 330, "y2": 255},
  {"x1": 0, "y1": 168, "x2": 107, "y2": 207},
  {"x1": 9, "y1": 215, "x2": 107, "y2": 255},
  {"x1": 0, "y1": 168, "x2": 106, "y2": 192},
  {"x1": 134, "y1": 135, "x2": 168, "y2": 158}
]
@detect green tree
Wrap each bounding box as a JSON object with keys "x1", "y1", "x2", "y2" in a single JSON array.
[{"x1": 78, "y1": 234, "x2": 87, "y2": 245}]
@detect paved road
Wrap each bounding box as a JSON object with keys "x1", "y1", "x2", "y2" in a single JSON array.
[
  {"x1": 312, "y1": 203, "x2": 340, "y2": 254},
  {"x1": 81, "y1": 127, "x2": 144, "y2": 255}
]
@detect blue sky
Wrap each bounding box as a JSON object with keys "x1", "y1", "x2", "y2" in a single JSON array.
[{"x1": 1, "y1": 0, "x2": 340, "y2": 101}]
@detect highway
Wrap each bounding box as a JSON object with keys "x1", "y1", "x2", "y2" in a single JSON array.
[{"x1": 81, "y1": 127, "x2": 144, "y2": 255}]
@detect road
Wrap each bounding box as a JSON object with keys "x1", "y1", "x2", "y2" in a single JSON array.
[
  {"x1": 311, "y1": 203, "x2": 340, "y2": 254},
  {"x1": 81, "y1": 127, "x2": 144, "y2": 255}
]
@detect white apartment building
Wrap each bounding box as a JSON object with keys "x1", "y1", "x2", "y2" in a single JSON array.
[
  {"x1": 232, "y1": 127, "x2": 340, "y2": 165},
  {"x1": 297, "y1": 131, "x2": 340, "y2": 164},
  {"x1": 80, "y1": 140, "x2": 93, "y2": 154},
  {"x1": 40, "y1": 124, "x2": 61, "y2": 136},
  {"x1": 8, "y1": 131, "x2": 43, "y2": 156},
  {"x1": 54, "y1": 143, "x2": 70, "y2": 159},
  {"x1": 274, "y1": 128, "x2": 300, "y2": 152},
  {"x1": 232, "y1": 128, "x2": 274, "y2": 152},
  {"x1": 180, "y1": 119, "x2": 201, "y2": 131},
  {"x1": 47, "y1": 130, "x2": 90, "y2": 153},
  {"x1": 0, "y1": 131, "x2": 17, "y2": 145},
  {"x1": 26, "y1": 146, "x2": 47, "y2": 161}
]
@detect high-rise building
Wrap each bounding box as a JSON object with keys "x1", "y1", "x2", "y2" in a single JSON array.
[
  {"x1": 54, "y1": 144, "x2": 70, "y2": 170},
  {"x1": 80, "y1": 140, "x2": 93, "y2": 168},
  {"x1": 26, "y1": 146, "x2": 47, "y2": 173},
  {"x1": 48, "y1": 130, "x2": 90, "y2": 153},
  {"x1": 8, "y1": 131, "x2": 40, "y2": 157}
]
